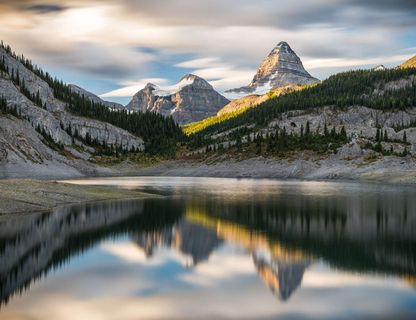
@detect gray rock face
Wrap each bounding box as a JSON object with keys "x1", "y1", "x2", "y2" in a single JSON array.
[
  {"x1": 69, "y1": 84, "x2": 124, "y2": 110},
  {"x1": 127, "y1": 74, "x2": 229, "y2": 124},
  {"x1": 227, "y1": 41, "x2": 319, "y2": 97}
]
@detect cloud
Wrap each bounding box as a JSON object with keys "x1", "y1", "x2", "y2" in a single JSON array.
[
  {"x1": 100, "y1": 78, "x2": 169, "y2": 97},
  {"x1": 174, "y1": 57, "x2": 255, "y2": 91},
  {"x1": 25, "y1": 4, "x2": 68, "y2": 14},
  {"x1": 175, "y1": 57, "x2": 222, "y2": 69},
  {"x1": 0, "y1": 0, "x2": 415, "y2": 98},
  {"x1": 304, "y1": 54, "x2": 412, "y2": 70}
]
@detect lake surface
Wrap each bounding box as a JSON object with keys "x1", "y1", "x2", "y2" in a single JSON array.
[{"x1": 1, "y1": 177, "x2": 416, "y2": 319}]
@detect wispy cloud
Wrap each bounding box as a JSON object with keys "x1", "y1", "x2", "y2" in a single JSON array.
[
  {"x1": 25, "y1": 4, "x2": 68, "y2": 14},
  {"x1": 100, "y1": 78, "x2": 169, "y2": 97},
  {"x1": 304, "y1": 54, "x2": 412, "y2": 70}
]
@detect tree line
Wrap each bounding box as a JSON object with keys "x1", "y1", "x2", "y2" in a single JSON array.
[{"x1": 202, "y1": 121, "x2": 349, "y2": 156}]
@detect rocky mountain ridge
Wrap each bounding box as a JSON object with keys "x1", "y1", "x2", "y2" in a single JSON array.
[
  {"x1": 127, "y1": 74, "x2": 229, "y2": 124},
  {"x1": 69, "y1": 84, "x2": 124, "y2": 110}
]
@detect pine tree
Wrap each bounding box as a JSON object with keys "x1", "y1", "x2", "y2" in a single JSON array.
[
  {"x1": 305, "y1": 121, "x2": 310, "y2": 136},
  {"x1": 340, "y1": 126, "x2": 347, "y2": 139},
  {"x1": 324, "y1": 122, "x2": 329, "y2": 137}
]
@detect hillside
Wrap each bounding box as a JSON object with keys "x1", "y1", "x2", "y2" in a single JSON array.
[
  {"x1": 178, "y1": 67, "x2": 416, "y2": 175},
  {"x1": 184, "y1": 84, "x2": 304, "y2": 135},
  {"x1": 0, "y1": 42, "x2": 183, "y2": 178},
  {"x1": 188, "y1": 68, "x2": 416, "y2": 139}
]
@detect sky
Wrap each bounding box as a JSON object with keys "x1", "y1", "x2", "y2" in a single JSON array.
[{"x1": 0, "y1": 0, "x2": 415, "y2": 105}]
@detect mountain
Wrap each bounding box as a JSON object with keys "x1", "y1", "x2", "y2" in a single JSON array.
[
  {"x1": 126, "y1": 74, "x2": 229, "y2": 124},
  {"x1": 226, "y1": 41, "x2": 319, "y2": 98},
  {"x1": 69, "y1": 84, "x2": 124, "y2": 110},
  {"x1": 0, "y1": 42, "x2": 183, "y2": 178},
  {"x1": 400, "y1": 56, "x2": 416, "y2": 69}
]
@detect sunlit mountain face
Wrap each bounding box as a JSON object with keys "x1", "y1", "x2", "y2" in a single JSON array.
[{"x1": 1, "y1": 178, "x2": 416, "y2": 319}]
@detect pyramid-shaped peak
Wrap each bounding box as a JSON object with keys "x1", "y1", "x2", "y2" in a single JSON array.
[{"x1": 226, "y1": 41, "x2": 319, "y2": 97}]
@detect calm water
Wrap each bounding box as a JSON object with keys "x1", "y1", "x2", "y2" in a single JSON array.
[{"x1": 1, "y1": 177, "x2": 416, "y2": 319}]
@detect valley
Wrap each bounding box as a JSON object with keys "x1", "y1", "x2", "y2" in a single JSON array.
[{"x1": 0, "y1": 40, "x2": 416, "y2": 184}]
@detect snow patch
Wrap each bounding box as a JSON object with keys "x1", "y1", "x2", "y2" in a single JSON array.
[
  {"x1": 152, "y1": 76, "x2": 196, "y2": 97},
  {"x1": 223, "y1": 82, "x2": 272, "y2": 100}
]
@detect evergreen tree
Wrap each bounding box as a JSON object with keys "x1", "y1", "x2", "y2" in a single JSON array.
[{"x1": 305, "y1": 121, "x2": 310, "y2": 136}]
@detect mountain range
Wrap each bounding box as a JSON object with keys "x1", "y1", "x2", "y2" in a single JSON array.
[
  {"x1": 0, "y1": 39, "x2": 416, "y2": 181},
  {"x1": 126, "y1": 74, "x2": 229, "y2": 124},
  {"x1": 122, "y1": 41, "x2": 319, "y2": 123}
]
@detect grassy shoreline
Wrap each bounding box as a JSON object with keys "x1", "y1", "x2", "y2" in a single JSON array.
[{"x1": 0, "y1": 179, "x2": 159, "y2": 215}]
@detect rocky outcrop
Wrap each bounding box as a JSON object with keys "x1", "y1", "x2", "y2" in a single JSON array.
[
  {"x1": 69, "y1": 84, "x2": 124, "y2": 110},
  {"x1": 127, "y1": 74, "x2": 229, "y2": 124},
  {"x1": 226, "y1": 41, "x2": 319, "y2": 98}
]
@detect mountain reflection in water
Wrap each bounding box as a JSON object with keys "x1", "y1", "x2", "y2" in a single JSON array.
[{"x1": 0, "y1": 178, "x2": 415, "y2": 319}]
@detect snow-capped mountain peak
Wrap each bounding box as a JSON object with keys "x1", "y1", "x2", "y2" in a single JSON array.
[{"x1": 226, "y1": 41, "x2": 319, "y2": 99}]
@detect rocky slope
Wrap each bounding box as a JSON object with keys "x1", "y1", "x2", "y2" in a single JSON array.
[
  {"x1": 126, "y1": 74, "x2": 229, "y2": 124},
  {"x1": 0, "y1": 47, "x2": 144, "y2": 179},
  {"x1": 226, "y1": 41, "x2": 319, "y2": 98}
]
